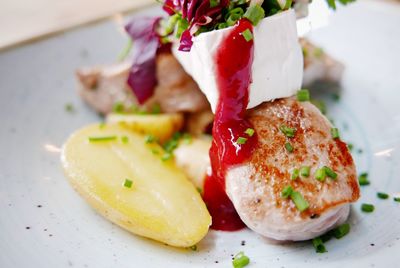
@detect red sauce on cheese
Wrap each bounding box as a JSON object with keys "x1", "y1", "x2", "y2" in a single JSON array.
[{"x1": 202, "y1": 19, "x2": 258, "y2": 231}]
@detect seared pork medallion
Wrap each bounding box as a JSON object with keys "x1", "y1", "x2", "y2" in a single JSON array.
[{"x1": 226, "y1": 98, "x2": 359, "y2": 240}]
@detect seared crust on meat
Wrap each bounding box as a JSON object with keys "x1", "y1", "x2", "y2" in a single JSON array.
[{"x1": 225, "y1": 97, "x2": 359, "y2": 240}]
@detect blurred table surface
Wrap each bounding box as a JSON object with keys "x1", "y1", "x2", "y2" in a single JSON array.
[
  {"x1": 0, "y1": 0, "x2": 154, "y2": 51},
  {"x1": 0, "y1": 0, "x2": 398, "y2": 51}
]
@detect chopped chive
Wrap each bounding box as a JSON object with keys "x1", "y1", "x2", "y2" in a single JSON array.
[
  {"x1": 377, "y1": 192, "x2": 389, "y2": 199},
  {"x1": 281, "y1": 186, "x2": 293, "y2": 198},
  {"x1": 300, "y1": 166, "x2": 310, "y2": 177},
  {"x1": 161, "y1": 152, "x2": 172, "y2": 161},
  {"x1": 312, "y1": 237, "x2": 327, "y2": 253},
  {"x1": 332, "y1": 223, "x2": 350, "y2": 239},
  {"x1": 315, "y1": 168, "x2": 326, "y2": 182},
  {"x1": 151, "y1": 103, "x2": 161, "y2": 114},
  {"x1": 285, "y1": 142, "x2": 294, "y2": 153},
  {"x1": 145, "y1": 134, "x2": 157, "y2": 144},
  {"x1": 347, "y1": 143, "x2": 354, "y2": 151},
  {"x1": 323, "y1": 166, "x2": 338, "y2": 179},
  {"x1": 296, "y1": 89, "x2": 310, "y2": 102},
  {"x1": 210, "y1": 0, "x2": 219, "y2": 8},
  {"x1": 123, "y1": 179, "x2": 133, "y2": 188},
  {"x1": 99, "y1": 122, "x2": 106, "y2": 129},
  {"x1": 291, "y1": 169, "x2": 299, "y2": 180},
  {"x1": 232, "y1": 251, "x2": 250, "y2": 268},
  {"x1": 241, "y1": 29, "x2": 253, "y2": 42},
  {"x1": 361, "y1": 203, "x2": 374, "y2": 213},
  {"x1": 236, "y1": 137, "x2": 247, "y2": 145},
  {"x1": 196, "y1": 187, "x2": 203, "y2": 194},
  {"x1": 332, "y1": 93, "x2": 341, "y2": 102},
  {"x1": 182, "y1": 133, "x2": 192, "y2": 144},
  {"x1": 121, "y1": 136, "x2": 129, "y2": 144},
  {"x1": 65, "y1": 103, "x2": 75, "y2": 112},
  {"x1": 243, "y1": 4, "x2": 265, "y2": 26},
  {"x1": 331, "y1": 128, "x2": 340, "y2": 139},
  {"x1": 358, "y1": 173, "x2": 370, "y2": 186},
  {"x1": 283, "y1": 0, "x2": 292, "y2": 9},
  {"x1": 151, "y1": 149, "x2": 159, "y2": 155},
  {"x1": 88, "y1": 135, "x2": 117, "y2": 142},
  {"x1": 245, "y1": 128, "x2": 255, "y2": 137},
  {"x1": 112, "y1": 102, "x2": 125, "y2": 113},
  {"x1": 314, "y1": 47, "x2": 324, "y2": 58},
  {"x1": 189, "y1": 245, "x2": 197, "y2": 251},
  {"x1": 394, "y1": 197, "x2": 400, "y2": 202},
  {"x1": 291, "y1": 191, "x2": 309, "y2": 212},
  {"x1": 279, "y1": 125, "x2": 296, "y2": 138}
]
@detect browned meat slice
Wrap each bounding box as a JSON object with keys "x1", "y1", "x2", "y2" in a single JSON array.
[
  {"x1": 153, "y1": 54, "x2": 210, "y2": 113},
  {"x1": 301, "y1": 38, "x2": 345, "y2": 86},
  {"x1": 76, "y1": 62, "x2": 137, "y2": 115},
  {"x1": 225, "y1": 97, "x2": 360, "y2": 241},
  {"x1": 76, "y1": 53, "x2": 209, "y2": 115}
]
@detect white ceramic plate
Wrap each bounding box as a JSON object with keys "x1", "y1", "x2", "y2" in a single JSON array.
[{"x1": 1, "y1": 1, "x2": 400, "y2": 267}]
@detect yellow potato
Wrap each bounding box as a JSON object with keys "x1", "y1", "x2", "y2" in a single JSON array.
[
  {"x1": 106, "y1": 113, "x2": 183, "y2": 142},
  {"x1": 61, "y1": 124, "x2": 211, "y2": 247}
]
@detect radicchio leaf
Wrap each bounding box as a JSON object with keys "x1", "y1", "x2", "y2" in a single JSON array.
[{"x1": 125, "y1": 17, "x2": 161, "y2": 104}]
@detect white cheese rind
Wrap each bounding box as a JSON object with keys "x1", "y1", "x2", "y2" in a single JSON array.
[{"x1": 173, "y1": 9, "x2": 303, "y2": 113}]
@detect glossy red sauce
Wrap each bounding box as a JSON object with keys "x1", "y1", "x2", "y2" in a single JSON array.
[{"x1": 203, "y1": 19, "x2": 258, "y2": 231}]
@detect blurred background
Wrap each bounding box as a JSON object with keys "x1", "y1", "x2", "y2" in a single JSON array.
[{"x1": 0, "y1": 0, "x2": 397, "y2": 51}]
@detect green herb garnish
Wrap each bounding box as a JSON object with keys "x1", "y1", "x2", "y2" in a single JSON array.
[
  {"x1": 332, "y1": 223, "x2": 350, "y2": 239},
  {"x1": 243, "y1": 4, "x2": 265, "y2": 26},
  {"x1": 145, "y1": 134, "x2": 157, "y2": 144},
  {"x1": 300, "y1": 166, "x2": 310, "y2": 177},
  {"x1": 312, "y1": 237, "x2": 327, "y2": 253},
  {"x1": 236, "y1": 137, "x2": 247, "y2": 145},
  {"x1": 377, "y1": 192, "x2": 389, "y2": 199},
  {"x1": 291, "y1": 168, "x2": 299, "y2": 180},
  {"x1": 121, "y1": 136, "x2": 129, "y2": 144},
  {"x1": 281, "y1": 186, "x2": 294, "y2": 198},
  {"x1": 361, "y1": 203, "x2": 374, "y2": 213},
  {"x1": 285, "y1": 142, "x2": 294, "y2": 153},
  {"x1": 291, "y1": 191, "x2": 309, "y2": 212},
  {"x1": 232, "y1": 251, "x2": 250, "y2": 268},
  {"x1": 358, "y1": 172, "x2": 370, "y2": 186},
  {"x1": 323, "y1": 166, "x2": 338, "y2": 179},
  {"x1": 241, "y1": 29, "x2": 253, "y2": 42},
  {"x1": 281, "y1": 185, "x2": 309, "y2": 212},
  {"x1": 279, "y1": 125, "x2": 296, "y2": 138},
  {"x1": 394, "y1": 197, "x2": 400, "y2": 202},
  {"x1": 331, "y1": 128, "x2": 340, "y2": 139},
  {"x1": 315, "y1": 168, "x2": 326, "y2": 182},
  {"x1": 123, "y1": 179, "x2": 133, "y2": 188},
  {"x1": 297, "y1": 89, "x2": 310, "y2": 102},
  {"x1": 245, "y1": 128, "x2": 255, "y2": 137},
  {"x1": 161, "y1": 152, "x2": 173, "y2": 161},
  {"x1": 65, "y1": 103, "x2": 75, "y2": 113},
  {"x1": 88, "y1": 135, "x2": 117, "y2": 142}
]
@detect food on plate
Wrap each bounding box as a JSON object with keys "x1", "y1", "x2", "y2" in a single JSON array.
[
  {"x1": 61, "y1": 123, "x2": 211, "y2": 247},
  {"x1": 106, "y1": 112, "x2": 184, "y2": 142},
  {"x1": 226, "y1": 97, "x2": 359, "y2": 240},
  {"x1": 63, "y1": 0, "x2": 359, "y2": 252}
]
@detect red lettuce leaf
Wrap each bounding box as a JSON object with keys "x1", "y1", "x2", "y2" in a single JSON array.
[{"x1": 125, "y1": 17, "x2": 161, "y2": 104}]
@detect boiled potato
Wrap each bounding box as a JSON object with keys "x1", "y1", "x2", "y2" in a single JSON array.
[
  {"x1": 106, "y1": 113, "x2": 183, "y2": 142},
  {"x1": 174, "y1": 138, "x2": 211, "y2": 191},
  {"x1": 61, "y1": 123, "x2": 211, "y2": 247}
]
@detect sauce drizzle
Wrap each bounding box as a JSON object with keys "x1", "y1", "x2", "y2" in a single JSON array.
[{"x1": 203, "y1": 19, "x2": 258, "y2": 231}]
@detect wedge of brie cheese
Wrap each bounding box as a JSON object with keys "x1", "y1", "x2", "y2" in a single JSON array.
[{"x1": 173, "y1": 9, "x2": 303, "y2": 113}]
